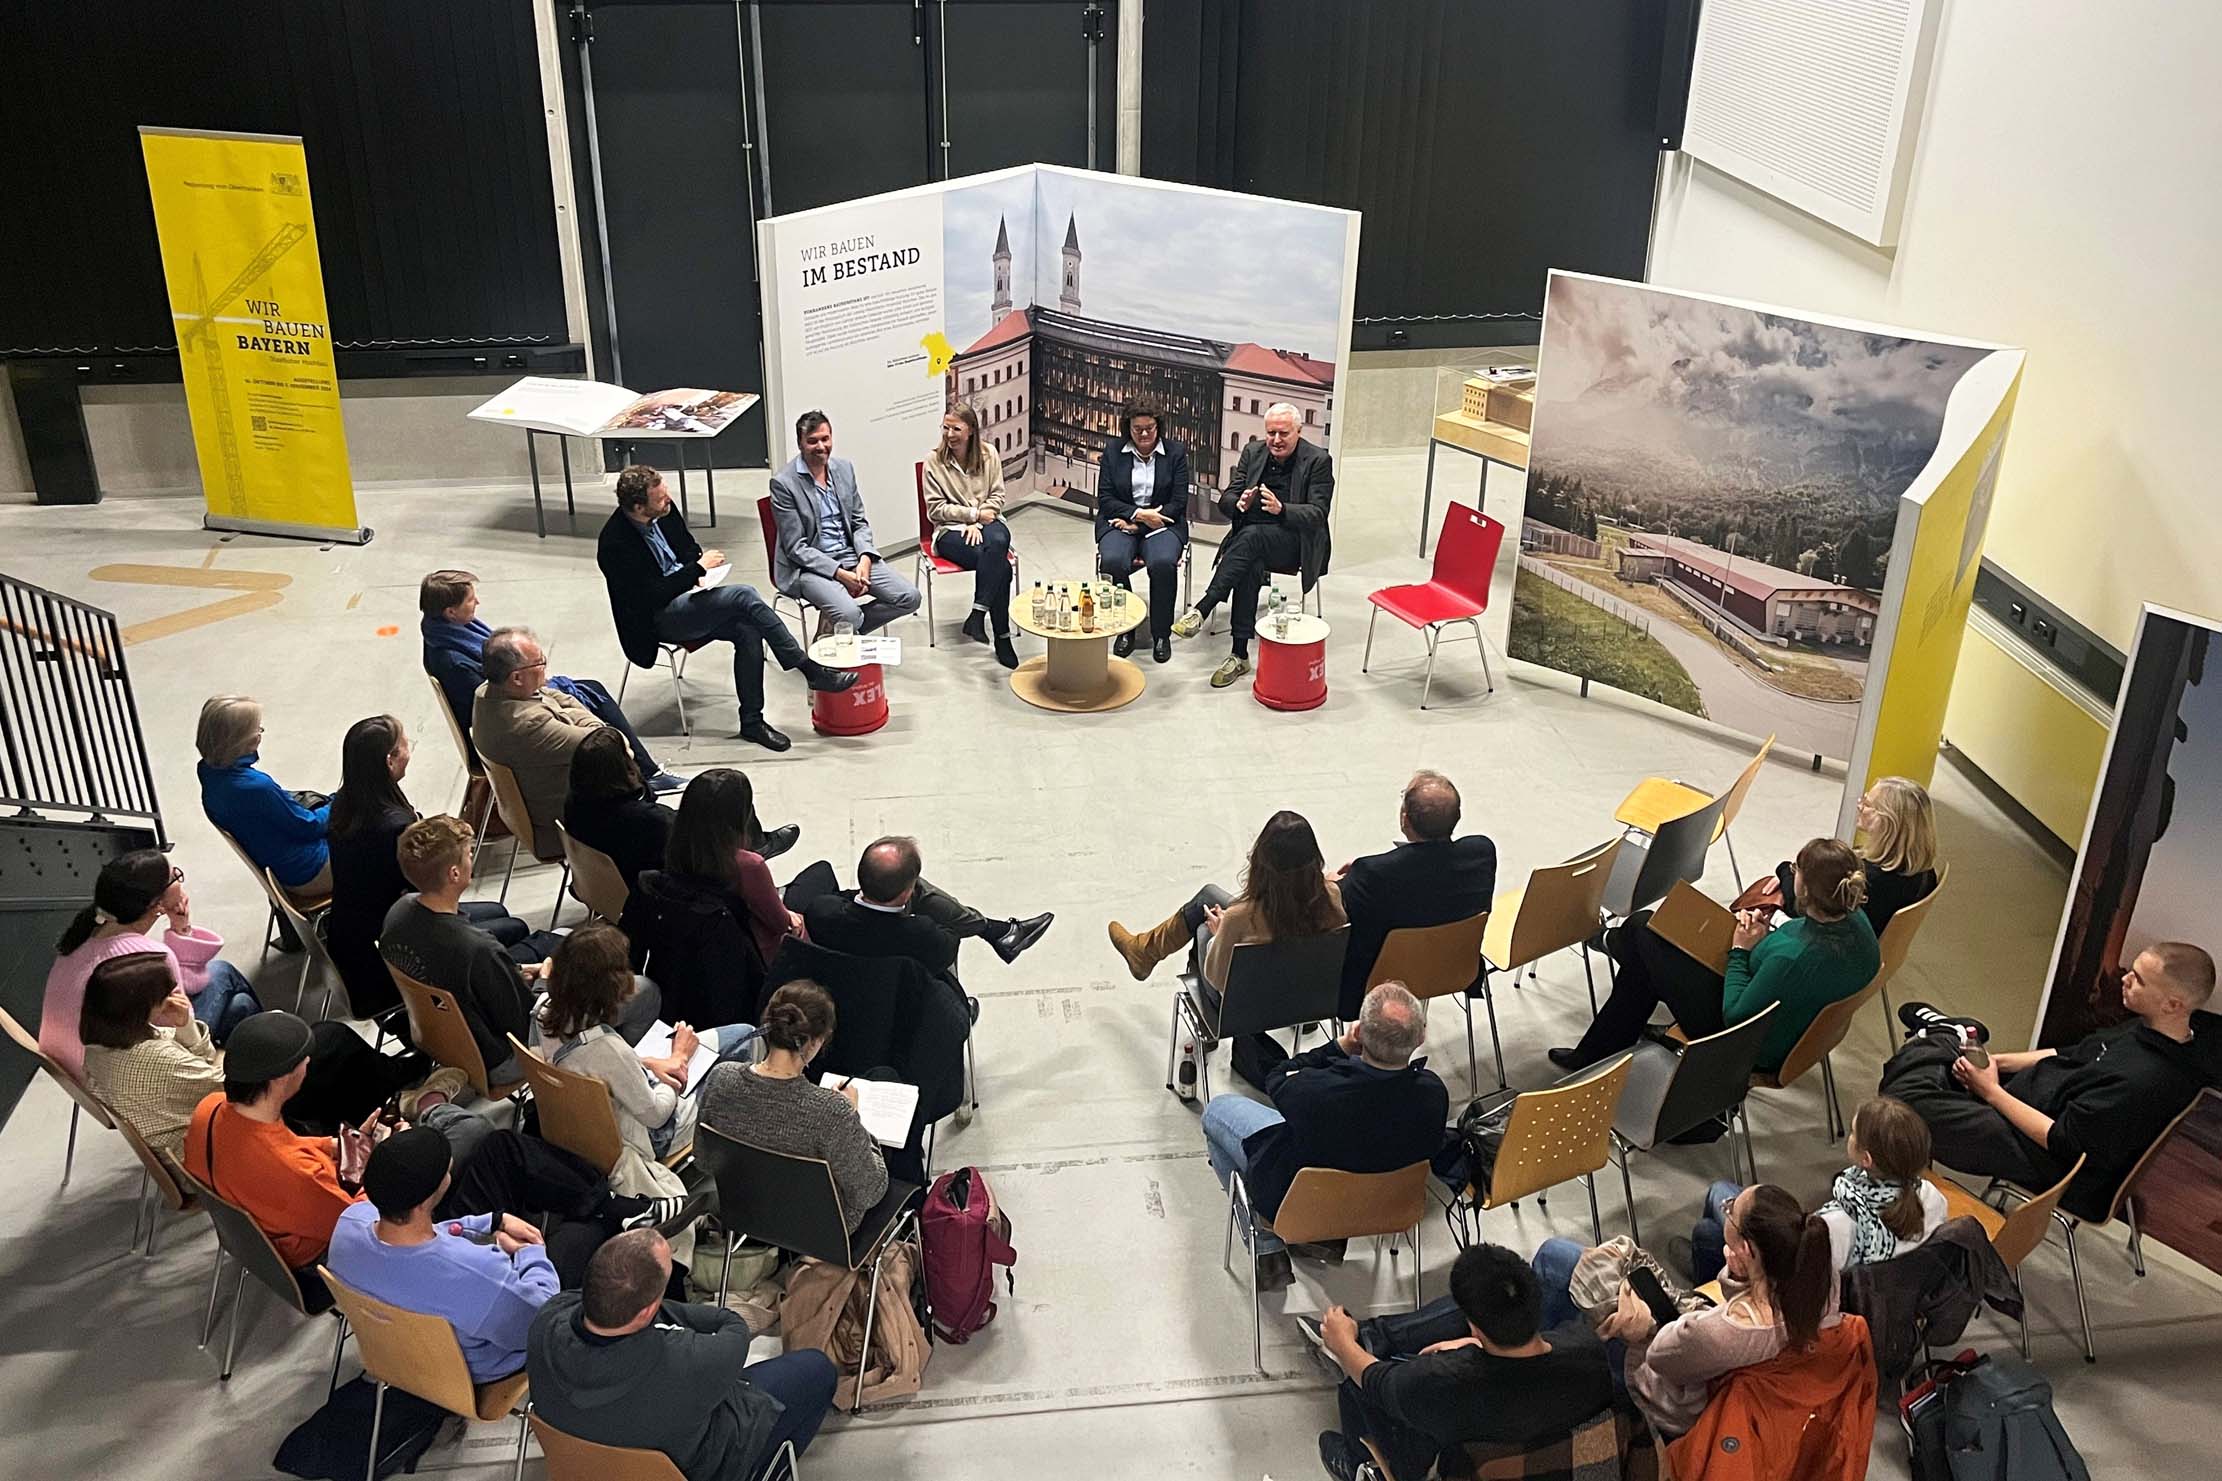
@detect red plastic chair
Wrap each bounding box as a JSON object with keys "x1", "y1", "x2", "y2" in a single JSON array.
[
  {"x1": 756, "y1": 494, "x2": 811, "y2": 637},
  {"x1": 1364, "y1": 501, "x2": 1504, "y2": 708},
  {"x1": 914, "y1": 462, "x2": 1020, "y2": 647}
]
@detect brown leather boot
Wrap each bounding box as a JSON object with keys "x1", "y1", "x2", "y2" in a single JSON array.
[{"x1": 1107, "y1": 912, "x2": 1191, "y2": 981}]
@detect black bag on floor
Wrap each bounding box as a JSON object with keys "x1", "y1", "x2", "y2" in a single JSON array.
[
  {"x1": 1433, "y1": 1088, "x2": 1518, "y2": 1200},
  {"x1": 1901, "y1": 1349, "x2": 2089, "y2": 1481},
  {"x1": 275, "y1": 1376, "x2": 447, "y2": 1480}
]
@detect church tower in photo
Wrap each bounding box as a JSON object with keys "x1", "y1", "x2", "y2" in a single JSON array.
[
  {"x1": 991, "y1": 215, "x2": 1012, "y2": 323},
  {"x1": 1059, "y1": 213, "x2": 1082, "y2": 313}
]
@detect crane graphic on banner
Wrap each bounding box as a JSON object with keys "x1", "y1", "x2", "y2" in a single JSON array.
[{"x1": 175, "y1": 224, "x2": 308, "y2": 512}]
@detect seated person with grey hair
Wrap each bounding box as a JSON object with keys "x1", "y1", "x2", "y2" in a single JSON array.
[
  {"x1": 471, "y1": 625, "x2": 641, "y2": 860},
  {"x1": 1201, "y1": 981, "x2": 1448, "y2": 1290}
]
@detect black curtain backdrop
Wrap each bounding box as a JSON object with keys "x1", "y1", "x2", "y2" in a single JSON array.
[
  {"x1": 1144, "y1": 0, "x2": 1665, "y2": 348},
  {"x1": 0, "y1": 0, "x2": 568, "y2": 359}
]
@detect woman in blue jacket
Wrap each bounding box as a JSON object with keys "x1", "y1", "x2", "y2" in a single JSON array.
[{"x1": 196, "y1": 693, "x2": 332, "y2": 902}]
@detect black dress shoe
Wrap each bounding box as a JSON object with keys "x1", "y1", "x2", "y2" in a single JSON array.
[
  {"x1": 1316, "y1": 1431, "x2": 1362, "y2": 1481},
  {"x1": 1547, "y1": 1046, "x2": 1591, "y2": 1073},
  {"x1": 755, "y1": 823, "x2": 800, "y2": 861},
  {"x1": 991, "y1": 911, "x2": 1054, "y2": 963},
  {"x1": 1153, "y1": 637, "x2": 1172, "y2": 664},
  {"x1": 994, "y1": 632, "x2": 1019, "y2": 670},
  {"x1": 961, "y1": 610, "x2": 990, "y2": 645},
  {"x1": 1114, "y1": 630, "x2": 1135, "y2": 658},
  {"x1": 738, "y1": 720, "x2": 792, "y2": 753},
  {"x1": 803, "y1": 663, "x2": 859, "y2": 693}
]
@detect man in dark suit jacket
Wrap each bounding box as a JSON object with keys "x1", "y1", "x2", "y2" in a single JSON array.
[
  {"x1": 1336, "y1": 770, "x2": 1498, "y2": 1021},
  {"x1": 1201, "y1": 982, "x2": 1448, "y2": 1289},
  {"x1": 1094, "y1": 401, "x2": 1193, "y2": 664},
  {"x1": 801, "y1": 836, "x2": 1054, "y2": 999},
  {"x1": 1173, "y1": 404, "x2": 1335, "y2": 688},
  {"x1": 595, "y1": 464, "x2": 855, "y2": 754}
]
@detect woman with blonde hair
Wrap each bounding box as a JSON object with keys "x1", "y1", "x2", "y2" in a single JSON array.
[
  {"x1": 195, "y1": 693, "x2": 332, "y2": 904},
  {"x1": 922, "y1": 402, "x2": 1018, "y2": 668}
]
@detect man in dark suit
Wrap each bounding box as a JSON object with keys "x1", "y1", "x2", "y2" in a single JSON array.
[
  {"x1": 1172, "y1": 403, "x2": 1334, "y2": 688},
  {"x1": 595, "y1": 464, "x2": 855, "y2": 754},
  {"x1": 1094, "y1": 401, "x2": 1192, "y2": 664},
  {"x1": 801, "y1": 836, "x2": 1054, "y2": 1000},
  {"x1": 1336, "y1": 771, "x2": 1497, "y2": 1021}
]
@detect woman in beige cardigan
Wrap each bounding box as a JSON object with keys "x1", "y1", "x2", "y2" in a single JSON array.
[
  {"x1": 1109, "y1": 810, "x2": 1347, "y2": 1094},
  {"x1": 923, "y1": 404, "x2": 1018, "y2": 668}
]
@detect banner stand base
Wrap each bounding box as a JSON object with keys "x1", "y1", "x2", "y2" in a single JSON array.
[{"x1": 204, "y1": 513, "x2": 374, "y2": 546}]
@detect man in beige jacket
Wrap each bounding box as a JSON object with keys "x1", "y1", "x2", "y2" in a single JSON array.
[{"x1": 473, "y1": 626, "x2": 654, "y2": 859}]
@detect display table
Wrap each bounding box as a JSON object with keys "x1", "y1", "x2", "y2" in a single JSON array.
[
  {"x1": 1421, "y1": 368, "x2": 1533, "y2": 558},
  {"x1": 1254, "y1": 613, "x2": 1330, "y2": 711},
  {"x1": 1008, "y1": 586, "x2": 1148, "y2": 712},
  {"x1": 806, "y1": 635, "x2": 895, "y2": 736}
]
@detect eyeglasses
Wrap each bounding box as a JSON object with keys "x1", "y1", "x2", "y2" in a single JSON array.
[{"x1": 168, "y1": 867, "x2": 185, "y2": 885}]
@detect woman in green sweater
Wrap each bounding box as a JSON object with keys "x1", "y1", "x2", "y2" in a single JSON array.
[{"x1": 1552, "y1": 838, "x2": 1880, "y2": 1073}]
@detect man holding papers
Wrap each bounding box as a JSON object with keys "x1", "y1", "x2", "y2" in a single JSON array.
[{"x1": 598, "y1": 465, "x2": 857, "y2": 754}]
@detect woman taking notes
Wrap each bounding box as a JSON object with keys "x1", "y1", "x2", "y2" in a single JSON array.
[{"x1": 923, "y1": 404, "x2": 1017, "y2": 669}]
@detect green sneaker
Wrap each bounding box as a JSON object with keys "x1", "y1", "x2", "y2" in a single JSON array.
[
  {"x1": 1170, "y1": 606, "x2": 1205, "y2": 639},
  {"x1": 1210, "y1": 655, "x2": 1252, "y2": 688}
]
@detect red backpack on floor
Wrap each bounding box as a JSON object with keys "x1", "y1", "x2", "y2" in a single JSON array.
[{"x1": 919, "y1": 1166, "x2": 1017, "y2": 1343}]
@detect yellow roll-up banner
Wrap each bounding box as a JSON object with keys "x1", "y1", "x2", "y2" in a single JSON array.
[{"x1": 140, "y1": 127, "x2": 369, "y2": 544}]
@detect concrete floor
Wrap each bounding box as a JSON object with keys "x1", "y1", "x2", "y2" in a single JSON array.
[{"x1": 3, "y1": 436, "x2": 2216, "y2": 1480}]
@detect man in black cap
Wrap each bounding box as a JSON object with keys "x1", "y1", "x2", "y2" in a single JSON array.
[{"x1": 327, "y1": 1128, "x2": 559, "y2": 1381}]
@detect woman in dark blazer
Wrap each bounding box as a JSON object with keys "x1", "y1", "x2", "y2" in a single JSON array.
[{"x1": 1095, "y1": 401, "x2": 1192, "y2": 663}]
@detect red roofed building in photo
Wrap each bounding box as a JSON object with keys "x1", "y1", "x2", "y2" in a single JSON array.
[
  {"x1": 1617, "y1": 533, "x2": 1880, "y2": 647},
  {"x1": 946, "y1": 213, "x2": 1334, "y2": 525}
]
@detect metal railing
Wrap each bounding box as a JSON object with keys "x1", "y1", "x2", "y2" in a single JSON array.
[{"x1": 0, "y1": 573, "x2": 166, "y2": 846}]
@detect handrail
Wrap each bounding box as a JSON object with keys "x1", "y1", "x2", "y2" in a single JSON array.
[{"x1": 0, "y1": 572, "x2": 166, "y2": 846}]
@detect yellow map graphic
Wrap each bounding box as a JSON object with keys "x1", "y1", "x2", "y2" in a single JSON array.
[{"x1": 920, "y1": 330, "x2": 955, "y2": 378}]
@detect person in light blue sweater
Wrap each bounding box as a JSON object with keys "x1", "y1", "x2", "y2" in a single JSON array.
[
  {"x1": 326, "y1": 1128, "x2": 559, "y2": 1382},
  {"x1": 196, "y1": 694, "x2": 331, "y2": 899}
]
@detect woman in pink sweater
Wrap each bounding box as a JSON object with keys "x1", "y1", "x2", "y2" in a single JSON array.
[{"x1": 41, "y1": 850, "x2": 261, "y2": 1080}]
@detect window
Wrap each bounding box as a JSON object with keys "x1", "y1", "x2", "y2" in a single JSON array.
[
  {"x1": 1230, "y1": 432, "x2": 1240, "y2": 450},
  {"x1": 965, "y1": 376, "x2": 975, "y2": 394},
  {"x1": 1230, "y1": 393, "x2": 1241, "y2": 411},
  {"x1": 1304, "y1": 408, "x2": 1315, "y2": 424},
  {"x1": 1250, "y1": 398, "x2": 1260, "y2": 415}
]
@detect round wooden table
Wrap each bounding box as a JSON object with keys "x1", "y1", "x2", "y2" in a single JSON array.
[{"x1": 1008, "y1": 586, "x2": 1149, "y2": 712}]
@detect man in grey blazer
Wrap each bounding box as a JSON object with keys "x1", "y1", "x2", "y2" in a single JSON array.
[{"x1": 767, "y1": 410, "x2": 923, "y2": 634}]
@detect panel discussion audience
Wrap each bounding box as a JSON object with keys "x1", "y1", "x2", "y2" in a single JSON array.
[
  {"x1": 1334, "y1": 771, "x2": 1497, "y2": 1023},
  {"x1": 196, "y1": 693, "x2": 331, "y2": 906},
  {"x1": 418, "y1": 566, "x2": 681, "y2": 789},
  {"x1": 768, "y1": 409, "x2": 923, "y2": 638},
  {"x1": 1308, "y1": 1242, "x2": 1615, "y2": 1481},
  {"x1": 1884, "y1": 941, "x2": 2221, "y2": 1216},
  {"x1": 922, "y1": 404, "x2": 1020, "y2": 669},
  {"x1": 1107, "y1": 809, "x2": 1347, "y2": 1097},
  {"x1": 41, "y1": 848, "x2": 258, "y2": 1079},
  {"x1": 1171, "y1": 403, "x2": 1335, "y2": 689},
  {"x1": 474, "y1": 626, "x2": 669, "y2": 859},
  {"x1": 528, "y1": 1229, "x2": 838, "y2": 1481},
  {"x1": 561, "y1": 728, "x2": 679, "y2": 892},
  {"x1": 697, "y1": 982, "x2": 889, "y2": 1234},
  {"x1": 1202, "y1": 981, "x2": 1448, "y2": 1291},
  {"x1": 325, "y1": 714, "x2": 532, "y2": 1019},
  {"x1": 327, "y1": 1127, "x2": 558, "y2": 1381},
  {"x1": 1094, "y1": 400, "x2": 1192, "y2": 665},
  {"x1": 598, "y1": 462, "x2": 856, "y2": 756},
  {"x1": 665, "y1": 769, "x2": 815, "y2": 969},
  {"x1": 1769, "y1": 774, "x2": 1938, "y2": 935},
  {"x1": 1552, "y1": 837, "x2": 1880, "y2": 1076},
  {"x1": 802, "y1": 835, "x2": 1054, "y2": 1000}
]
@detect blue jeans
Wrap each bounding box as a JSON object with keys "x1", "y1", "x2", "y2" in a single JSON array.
[
  {"x1": 190, "y1": 959, "x2": 262, "y2": 1043},
  {"x1": 648, "y1": 1023, "x2": 759, "y2": 1159},
  {"x1": 1689, "y1": 1179, "x2": 1743, "y2": 1286},
  {"x1": 553, "y1": 675, "x2": 659, "y2": 775},
  {"x1": 746, "y1": 1349, "x2": 838, "y2": 1476},
  {"x1": 1534, "y1": 1237, "x2": 1630, "y2": 1390},
  {"x1": 1202, "y1": 1094, "x2": 1287, "y2": 1255}
]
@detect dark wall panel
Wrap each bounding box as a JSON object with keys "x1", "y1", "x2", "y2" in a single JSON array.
[
  {"x1": 937, "y1": 3, "x2": 1118, "y2": 177},
  {"x1": 754, "y1": 2, "x2": 931, "y2": 214}
]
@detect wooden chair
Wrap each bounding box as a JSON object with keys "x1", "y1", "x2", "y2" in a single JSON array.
[
  {"x1": 1481, "y1": 838, "x2": 1623, "y2": 1014},
  {"x1": 425, "y1": 672, "x2": 497, "y2": 852},
  {"x1": 1927, "y1": 1156, "x2": 2085, "y2": 1359},
  {"x1": 1644, "y1": 880, "x2": 1734, "y2": 977},
  {"x1": 1368, "y1": 910, "x2": 1496, "y2": 1089},
  {"x1": 320, "y1": 1265, "x2": 532, "y2": 1481},
  {"x1": 1228, "y1": 1161, "x2": 1431, "y2": 1371},
  {"x1": 507, "y1": 1034, "x2": 693, "y2": 1177},
  {"x1": 1357, "y1": 1405, "x2": 1650, "y2": 1481},
  {"x1": 1869, "y1": 864, "x2": 1949, "y2": 1029},
  {"x1": 1613, "y1": 733, "x2": 1775, "y2": 887},
  {"x1": 480, "y1": 751, "x2": 571, "y2": 926},
  {"x1": 1600, "y1": 792, "x2": 1731, "y2": 925},
  {"x1": 182, "y1": 1170, "x2": 346, "y2": 1385},
  {"x1": 0, "y1": 1004, "x2": 115, "y2": 1186},
  {"x1": 1166, "y1": 926, "x2": 1348, "y2": 1104},
  {"x1": 1748, "y1": 976, "x2": 1886, "y2": 1142},
  {"x1": 115, "y1": 1114, "x2": 197, "y2": 1257},
  {"x1": 1449, "y1": 1053, "x2": 1634, "y2": 1247},
  {"x1": 531, "y1": 1418, "x2": 802, "y2": 1481},
  {"x1": 214, "y1": 822, "x2": 335, "y2": 971},
  {"x1": 389, "y1": 964, "x2": 526, "y2": 1101},
  {"x1": 1609, "y1": 1003, "x2": 1780, "y2": 1245},
  {"x1": 265, "y1": 862, "x2": 341, "y2": 1020},
  {"x1": 555, "y1": 818, "x2": 630, "y2": 922},
  {"x1": 913, "y1": 461, "x2": 1021, "y2": 646}
]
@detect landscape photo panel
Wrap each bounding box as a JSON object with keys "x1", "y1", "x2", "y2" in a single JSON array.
[{"x1": 1508, "y1": 272, "x2": 1987, "y2": 761}]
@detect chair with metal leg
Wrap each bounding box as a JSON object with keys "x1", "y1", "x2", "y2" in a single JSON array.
[
  {"x1": 1599, "y1": 792, "x2": 1731, "y2": 927},
  {"x1": 1226, "y1": 1161, "x2": 1431, "y2": 1372},
  {"x1": 1868, "y1": 865, "x2": 1948, "y2": 1031},
  {"x1": 1606, "y1": 1003, "x2": 1780, "y2": 1245},
  {"x1": 389, "y1": 965, "x2": 528, "y2": 1102},
  {"x1": 1363, "y1": 502, "x2": 1505, "y2": 709},
  {"x1": 1480, "y1": 838, "x2": 1623, "y2": 1016},
  {"x1": 1926, "y1": 1156, "x2": 2084, "y2": 1360},
  {"x1": 182, "y1": 1172, "x2": 347, "y2": 1385},
  {"x1": 555, "y1": 818, "x2": 630, "y2": 923},
  {"x1": 913, "y1": 462, "x2": 1021, "y2": 646},
  {"x1": 1166, "y1": 927, "x2": 1348, "y2": 1104},
  {"x1": 1612, "y1": 733, "x2": 1775, "y2": 888},
  {"x1": 1368, "y1": 911, "x2": 1496, "y2": 1090},
  {"x1": 114, "y1": 1116, "x2": 197, "y2": 1256},
  {"x1": 265, "y1": 866, "x2": 341, "y2": 1019},
  {"x1": 614, "y1": 639, "x2": 709, "y2": 741},
  {"x1": 1747, "y1": 975, "x2": 1887, "y2": 1142},
  {"x1": 321, "y1": 1265, "x2": 532, "y2": 1481},
  {"x1": 215, "y1": 823, "x2": 336, "y2": 968},
  {"x1": 425, "y1": 674, "x2": 497, "y2": 852},
  {"x1": 1441, "y1": 1053, "x2": 1634, "y2": 1249},
  {"x1": 480, "y1": 753, "x2": 571, "y2": 925},
  {"x1": 0, "y1": 1005, "x2": 115, "y2": 1187},
  {"x1": 508, "y1": 1034, "x2": 694, "y2": 1177}
]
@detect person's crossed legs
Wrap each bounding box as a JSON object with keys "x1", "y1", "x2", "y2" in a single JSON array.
[{"x1": 790, "y1": 563, "x2": 923, "y2": 635}]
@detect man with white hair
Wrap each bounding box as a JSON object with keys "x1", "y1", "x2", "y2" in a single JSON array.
[
  {"x1": 1172, "y1": 401, "x2": 1335, "y2": 687},
  {"x1": 472, "y1": 626, "x2": 617, "y2": 859},
  {"x1": 1200, "y1": 981, "x2": 1448, "y2": 1290}
]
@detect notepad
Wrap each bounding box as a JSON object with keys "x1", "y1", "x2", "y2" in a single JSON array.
[
  {"x1": 637, "y1": 1021, "x2": 720, "y2": 1091},
  {"x1": 696, "y1": 563, "x2": 730, "y2": 590},
  {"x1": 826, "y1": 1075, "x2": 921, "y2": 1148}
]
